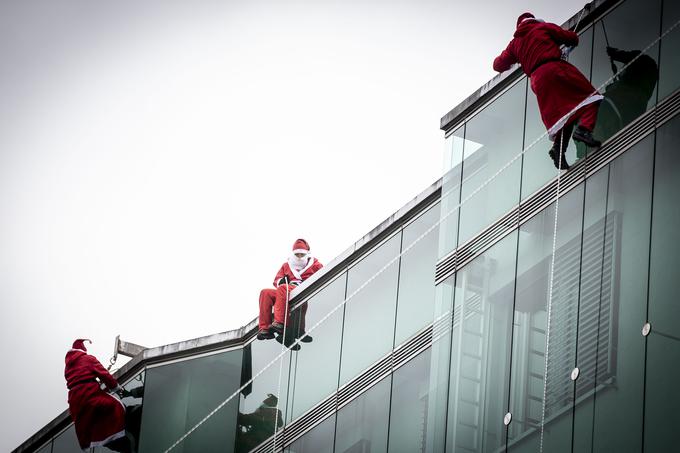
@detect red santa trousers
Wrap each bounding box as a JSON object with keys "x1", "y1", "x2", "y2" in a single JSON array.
[
  {"x1": 258, "y1": 285, "x2": 308, "y2": 330},
  {"x1": 68, "y1": 382, "x2": 126, "y2": 449},
  {"x1": 530, "y1": 60, "x2": 602, "y2": 138}
]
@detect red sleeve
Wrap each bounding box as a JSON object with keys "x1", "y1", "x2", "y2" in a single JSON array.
[
  {"x1": 312, "y1": 260, "x2": 323, "y2": 273},
  {"x1": 273, "y1": 263, "x2": 286, "y2": 287},
  {"x1": 493, "y1": 42, "x2": 517, "y2": 72},
  {"x1": 545, "y1": 22, "x2": 578, "y2": 47},
  {"x1": 87, "y1": 355, "x2": 118, "y2": 389}
]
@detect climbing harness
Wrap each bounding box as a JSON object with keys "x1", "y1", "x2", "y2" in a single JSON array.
[{"x1": 162, "y1": 15, "x2": 680, "y2": 453}]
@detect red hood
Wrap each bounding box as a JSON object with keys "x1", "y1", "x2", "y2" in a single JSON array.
[
  {"x1": 65, "y1": 349, "x2": 86, "y2": 366},
  {"x1": 514, "y1": 20, "x2": 538, "y2": 38}
]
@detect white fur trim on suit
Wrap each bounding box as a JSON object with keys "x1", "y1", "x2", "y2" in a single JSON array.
[
  {"x1": 287, "y1": 256, "x2": 315, "y2": 280},
  {"x1": 548, "y1": 94, "x2": 604, "y2": 140}
]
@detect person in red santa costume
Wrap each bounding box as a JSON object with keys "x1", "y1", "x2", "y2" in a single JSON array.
[
  {"x1": 493, "y1": 12, "x2": 603, "y2": 170},
  {"x1": 64, "y1": 339, "x2": 130, "y2": 452},
  {"x1": 258, "y1": 238, "x2": 323, "y2": 343}
]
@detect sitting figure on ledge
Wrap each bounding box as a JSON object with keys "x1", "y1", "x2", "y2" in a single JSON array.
[{"x1": 257, "y1": 238, "x2": 323, "y2": 347}]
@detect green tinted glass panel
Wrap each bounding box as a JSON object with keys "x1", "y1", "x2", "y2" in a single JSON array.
[
  {"x1": 439, "y1": 126, "x2": 465, "y2": 257},
  {"x1": 335, "y1": 376, "x2": 391, "y2": 453},
  {"x1": 458, "y1": 80, "x2": 525, "y2": 244},
  {"x1": 648, "y1": 114, "x2": 680, "y2": 336},
  {"x1": 288, "y1": 274, "x2": 346, "y2": 421},
  {"x1": 659, "y1": 0, "x2": 680, "y2": 99},
  {"x1": 286, "y1": 414, "x2": 335, "y2": 453},
  {"x1": 340, "y1": 234, "x2": 401, "y2": 385},
  {"x1": 644, "y1": 334, "x2": 680, "y2": 451},
  {"x1": 52, "y1": 426, "x2": 81, "y2": 453},
  {"x1": 425, "y1": 281, "x2": 456, "y2": 453},
  {"x1": 388, "y1": 349, "x2": 431, "y2": 452},
  {"x1": 395, "y1": 203, "x2": 440, "y2": 346},
  {"x1": 590, "y1": 0, "x2": 660, "y2": 145},
  {"x1": 644, "y1": 114, "x2": 680, "y2": 451},
  {"x1": 445, "y1": 232, "x2": 518, "y2": 453},
  {"x1": 507, "y1": 186, "x2": 584, "y2": 453},
  {"x1": 590, "y1": 136, "x2": 653, "y2": 451},
  {"x1": 571, "y1": 167, "x2": 610, "y2": 453},
  {"x1": 236, "y1": 342, "x2": 291, "y2": 452},
  {"x1": 139, "y1": 350, "x2": 242, "y2": 453}
]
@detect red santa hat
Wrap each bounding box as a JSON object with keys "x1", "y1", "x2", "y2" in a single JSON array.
[
  {"x1": 72, "y1": 338, "x2": 91, "y2": 352},
  {"x1": 292, "y1": 238, "x2": 310, "y2": 255},
  {"x1": 517, "y1": 12, "x2": 535, "y2": 27}
]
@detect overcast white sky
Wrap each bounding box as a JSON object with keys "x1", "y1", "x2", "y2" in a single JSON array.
[{"x1": 0, "y1": 0, "x2": 586, "y2": 450}]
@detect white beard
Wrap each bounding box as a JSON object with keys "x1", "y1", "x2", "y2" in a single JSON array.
[{"x1": 289, "y1": 255, "x2": 309, "y2": 272}]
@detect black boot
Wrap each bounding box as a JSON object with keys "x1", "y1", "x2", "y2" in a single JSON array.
[
  {"x1": 298, "y1": 331, "x2": 313, "y2": 343},
  {"x1": 573, "y1": 125, "x2": 601, "y2": 147},
  {"x1": 257, "y1": 329, "x2": 275, "y2": 340},
  {"x1": 274, "y1": 334, "x2": 301, "y2": 351},
  {"x1": 548, "y1": 147, "x2": 570, "y2": 170}
]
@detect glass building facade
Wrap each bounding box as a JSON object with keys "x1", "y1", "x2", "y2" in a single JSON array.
[{"x1": 14, "y1": 0, "x2": 680, "y2": 452}]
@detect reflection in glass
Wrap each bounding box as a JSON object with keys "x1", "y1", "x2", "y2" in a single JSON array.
[
  {"x1": 286, "y1": 414, "x2": 335, "y2": 453},
  {"x1": 288, "y1": 274, "x2": 346, "y2": 421},
  {"x1": 445, "y1": 232, "x2": 518, "y2": 453},
  {"x1": 659, "y1": 0, "x2": 680, "y2": 99},
  {"x1": 339, "y1": 234, "x2": 401, "y2": 385},
  {"x1": 335, "y1": 377, "x2": 391, "y2": 453},
  {"x1": 236, "y1": 342, "x2": 291, "y2": 452},
  {"x1": 507, "y1": 185, "x2": 584, "y2": 453},
  {"x1": 644, "y1": 114, "x2": 680, "y2": 450},
  {"x1": 395, "y1": 203, "x2": 440, "y2": 346},
  {"x1": 571, "y1": 167, "x2": 610, "y2": 453},
  {"x1": 581, "y1": 0, "x2": 660, "y2": 157},
  {"x1": 388, "y1": 349, "x2": 432, "y2": 452},
  {"x1": 51, "y1": 425, "x2": 81, "y2": 453},
  {"x1": 138, "y1": 349, "x2": 243, "y2": 453},
  {"x1": 35, "y1": 442, "x2": 52, "y2": 453},
  {"x1": 439, "y1": 126, "x2": 465, "y2": 258},
  {"x1": 458, "y1": 80, "x2": 525, "y2": 245},
  {"x1": 587, "y1": 136, "x2": 653, "y2": 452}
]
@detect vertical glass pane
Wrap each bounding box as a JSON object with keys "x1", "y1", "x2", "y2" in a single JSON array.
[
  {"x1": 523, "y1": 27, "x2": 594, "y2": 186},
  {"x1": 644, "y1": 114, "x2": 680, "y2": 450},
  {"x1": 571, "y1": 167, "x2": 610, "y2": 453},
  {"x1": 458, "y1": 79, "x2": 525, "y2": 244},
  {"x1": 425, "y1": 280, "x2": 456, "y2": 453},
  {"x1": 388, "y1": 349, "x2": 432, "y2": 452},
  {"x1": 339, "y1": 234, "x2": 401, "y2": 385},
  {"x1": 445, "y1": 232, "x2": 518, "y2": 453},
  {"x1": 94, "y1": 371, "x2": 146, "y2": 452},
  {"x1": 659, "y1": 0, "x2": 680, "y2": 99},
  {"x1": 285, "y1": 414, "x2": 336, "y2": 453},
  {"x1": 644, "y1": 334, "x2": 680, "y2": 451},
  {"x1": 507, "y1": 185, "x2": 584, "y2": 453},
  {"x1": 335, "y1": 376, "x2": 391, "y2": 453},
  {"x1": 288, "y1": 274, "x2": 346, "y2": 421},
  {"x1": 51, "y1": 426, "x2": 81, "y2": 453},
  {"x1": 590, "y1": 0, "x2": 660, "y2": 145},
  {"x1": 395, "y1": 203, "x2": 440, "y2": 346},
  {"x1": 582, "y1": 136, "x2": 653, "y2": 452},
  {"x1": 439, "y1": 126, "x2": 465, "y2": 258},
  {"x1": 138, "y1": 349, "x2": 243, "y2": 453},
  {"x1": 236, "y1": 342, "x2": 291, "y2": 452}
]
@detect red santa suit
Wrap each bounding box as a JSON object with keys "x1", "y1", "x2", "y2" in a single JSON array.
[
  {"x1": 259, "y1": 239, "x2": 323, "y2": 330},
  {"x1": 64, "y1": 339, "x2": 126, "y2": 450},
  {"x1": 493, "y1": 13, "x2": 603, "y2": 139}
]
